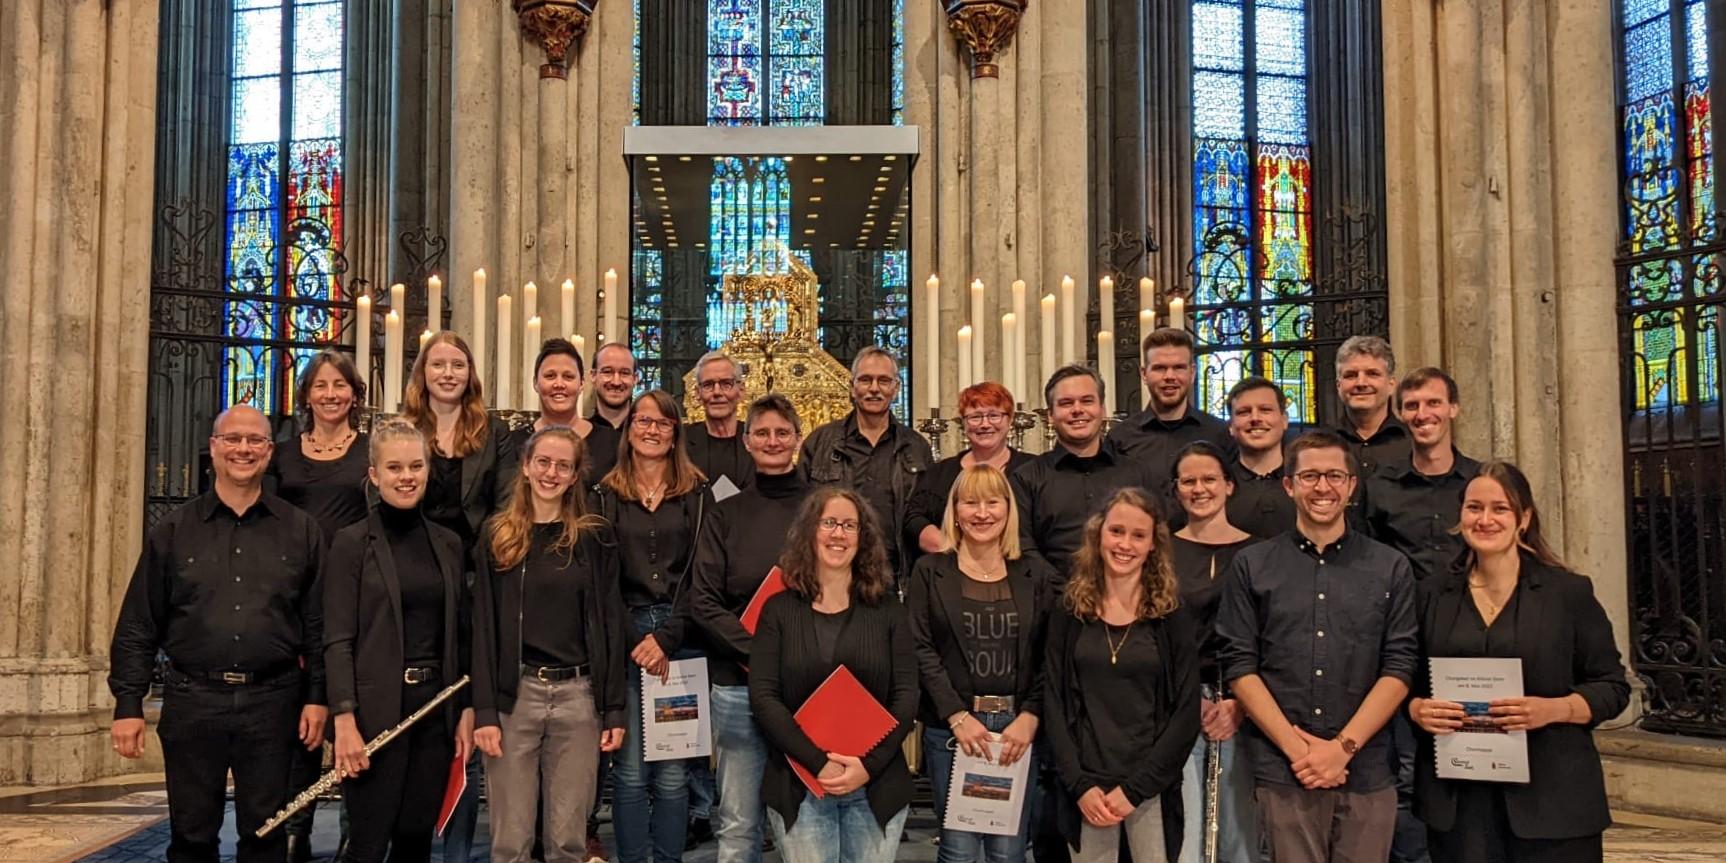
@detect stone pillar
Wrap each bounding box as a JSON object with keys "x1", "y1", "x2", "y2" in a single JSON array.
[{"x1": 0, "y1": 0, "x2": 159, "y2": 784}]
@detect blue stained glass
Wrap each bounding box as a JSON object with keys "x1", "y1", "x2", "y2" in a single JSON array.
[
  {"x1": 771, "y1": 56, "x2": 824, "y2": 124},
  {"x1": 709, "y1": 56, "x2": 763, "y2": 124},
  {"x1": 1625, "y1": 0, "x2": 1668, "y2": 27},
  {"x1": 1626, "y1": 19, "x2": 1676, "y2": 103},
  {"x1": 768, "y1": 0, "x2": 822, "y2": 54},
  {"x1": 1192, "y1": 2, "x2": 1244, "y2": 71},
  {"x1": 291, "y1": 71, "x2": 342, "y2": 140},
  {"x1": 233, "y1": 8, "x2": 283, "y2": 78},
  {"x1": 1689, "y1": 1, "x2": 1708, "y2": 82},
  {"x1": 892, "y1": 0, "x2": 905, "y2": 125},
  {"x1": 1193, "y1": 71, "x2": 1246, "y2": 138},
  {"x1": 1254, "y1": 4, "x2": 1305, "y2": 76},
  {"x1": 1256, "y1": 75, "x2": 1308, "y2": 143},
  {"x1": 1194, "y1": 138, "x2": 1250, "y2": 210},
  {"x1": 232, "y1": 77, "x2": 282, "y2": 144},
  {"x1": 709, "y1": 0, "x2": 762, "y2": 54},
  {"x1": 292, "y1": 2, "x2": 343, "y2": 72}
]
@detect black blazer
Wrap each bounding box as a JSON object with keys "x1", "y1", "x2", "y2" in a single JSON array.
[
  {"x1": 749, "y1": 591, "x2": 920, "y2": 833},
  {"x1": 322, "y1": 508, "x2": 470, "y2": 739},
  {"x1": 904, "y1": 552, "x2": 1054, "y2": 726},
  {"x1": 1043, "y1": 605, "x2": 1198, "y2": 860},
  {"x1": 453, "y1": 417, "x2": 518, "y2": 538},
  {"x1": 1411, "y1": 557, "x2": 1631, "y2": 839},
  {"x1": 470, "y1": 524, "x2": 630, "y2": 732}
]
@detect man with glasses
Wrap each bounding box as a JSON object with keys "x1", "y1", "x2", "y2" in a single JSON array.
[
  {"x1": 799, "y1": 346, "x2": 932, "y2": 581},
  {"x1": 586, "y1": 342, "x2": 638, "y2": 481},
  {"x1": 685, "y1": 350, "x2": 752, "y2": 499},
  {"x1": 1107, "y1": 327, "x2": 1235, "y2": 486},
  {"x1": 109, "y1": 406, "x2": 328, "y2": 863},
  {"x1": 1214, "y1": 430, "x2": 1417, "y2": 863}
]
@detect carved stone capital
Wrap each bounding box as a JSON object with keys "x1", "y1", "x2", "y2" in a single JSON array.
[
  {"x1": 944, "y1": 0, "x2": 1027, "y2": 79},
  {"x1": 513, "y1": 0, "x2": 597, "y2": 79}
]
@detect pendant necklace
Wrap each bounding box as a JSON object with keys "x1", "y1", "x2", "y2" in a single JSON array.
[{"x1": 1105, "y1": 620, "x2": 1135, "y2": 665}]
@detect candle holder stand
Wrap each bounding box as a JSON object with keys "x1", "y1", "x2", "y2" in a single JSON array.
[
  {"x1": 1101, "y1": 411, "x2": 1129, "y2": 438},
  {"x1": 355, "y1": 406, "x2": 403, "y2": 434},
  {"x1": 1010, "y1": 405, "x2": 1037, "y2": 452},
  {"x1": 1034, "y1": 408, "x2": 1057, "y2": 452},
  {"x1": 917, "y1": 410, "x2": 952, "y2": 461},
  {"x1": 489, "y1": 408, "x2": 542, "y2": 433}
]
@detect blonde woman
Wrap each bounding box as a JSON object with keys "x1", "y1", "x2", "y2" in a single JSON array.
[
  {"x1": 1043, "y1": 487, "x2": 1199, "y2": 863},
  {"x1": 905, "y1": 464, "x2": 1054, "y2": 863}
]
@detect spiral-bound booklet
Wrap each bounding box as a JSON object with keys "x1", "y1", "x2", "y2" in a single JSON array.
[{"x1": 1430, "y1": 656, "x2": 1530, "y2": 783}]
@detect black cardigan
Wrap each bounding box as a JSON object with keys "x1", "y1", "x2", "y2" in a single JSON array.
[
  {"x1": 322, "y1": 508, "x2": 470, "y2": 738},
  {"x1": 1043, "y1": 603, "x2": 1199, "y2": 859},
  {"x1": 441, "y1": 417, "x2": 518, "y2": 540},
  {"x1": 470, "y1": 524, "x2": 630, "y2": 731},
  {"x1": 748, "y1": 591, "x2": 920, "y2": 832},
  {"x1": 1411, "y1": 557, "x2": 1631, "y2": 839},
  {"x1": 904, "y1": 552, "x2": 1054, "y2": 726}
]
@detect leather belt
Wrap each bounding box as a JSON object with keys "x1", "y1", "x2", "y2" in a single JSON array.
[
  {"x1": 972, "y1": 694, "x2": 1015, "y2": 713},
  {"x1": 403, "y1": 666, "x2": 440, "y2": 685},
  {"x1": 524, "y1": 663, "x2": 589, "y2": 682},
  {"x1": 175, "y1": 663, "x2": 297, "y2": 686}
]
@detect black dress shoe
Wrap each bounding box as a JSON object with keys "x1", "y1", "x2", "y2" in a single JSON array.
[{"x1": 686, "y1": 816, "x2": 715, "y2": 847}]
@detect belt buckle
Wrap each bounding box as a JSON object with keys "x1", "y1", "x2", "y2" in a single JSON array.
[
  {"x1": 220, "y1": 671, "x2": 248, "y2": 685},
  {"x1": 535, "y1": 666, "x2": 553, "y2": 682}
]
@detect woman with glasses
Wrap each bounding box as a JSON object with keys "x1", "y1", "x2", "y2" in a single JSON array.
[
  {"x1": 750, "y1": 487, "x2": 920, "y2": 863},
  {"x1": 594, "y1": 390, "x2": 710, "y2": 863},
  {"x1": 473, "y1": 426, "x2": 629, "y2": 863},
  {"x1": 323, "y1": 419, "x2": 473, "y2": 863},
  {"x1": 904, "y1": 382, "x2": 1034, "y2": 560},
  {"x1": 1167, "y1": 442, "x2": 1259, "y2": 863},
  {"x1": 906, "y1": 464, "x2": 1053, "y2": 863}
]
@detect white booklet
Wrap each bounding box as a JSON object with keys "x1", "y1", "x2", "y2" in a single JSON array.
[
  {"x1": 942, "y1": 736, "x2": 1033, "y2": 837},
  {"x1": 641, "y1": 658, "x2": 712, "y2": 762},
  {"x1": 1430, "y1": 657, "x2": 1530, "y2": 784}
]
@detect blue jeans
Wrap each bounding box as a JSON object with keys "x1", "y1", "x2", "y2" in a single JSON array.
[
  {"x1": 612, "y1": 604, "x2": 695, "y2": 863},
  {"x1": 711, "y1": 684, "x2": 768, "y2": 863},
  {"x1": 1391, "y1": 714, "x2": 1431, "y2": 863},
  {"x1": 439, "y1": 754, "x2": 483, "y2": 862},
  {"x1": 922, "y1": 710, "x2": 1036, "y2": 863},
  {"x1": 767, "y1": 788, "x2": 907, "y2": 863},
  {"x1": 1178, "y1": 733, "x2": 1259, "y2": 863}
]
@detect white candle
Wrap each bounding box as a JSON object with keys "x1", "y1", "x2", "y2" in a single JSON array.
[
  {"x1": 1060, "y1": 275, "x2": 1076, "y2": 366},
  {"x1": 1040, "y1": 293, "x2": 1057, "y2": 397},
  {"x1": 970, "y1": 279, "x2": 986, "y2": 387},
  {"x1": 572, "y1": 334, "x2": 586, "y2": 360},
  {"x1": 1170, "y1": 296, "x2": 1186, "y2": 331},
  {"x1": 496, "y1": 294, "x2": 513, "y2": 410},
  {"x1": 1011, "y1": 279, "x2": 1027, "y2": 405},
  {"x1": 1098, "y1": 330, "x2": 1116, "y2": 417},
  {"x1": 1099, "y1": 276, "x2": 1114, "y2": 336},
  {"x1": 925, "y1": 275, "x2": 941, "y2": 412},
  {"x1": 354, "y1": 294, "x2": 371, "y2": 399},
  {"x1": 383, "y1": 310, "x2": 403, "y2": 414},
  {"x1": 472, "y1": 269, "x2": 487, "y2": 394},
  {"x1": 390, "y1": 282, "x2": 405, "y2": 315},
  {"x1": 561, "y1": 279, "x2": 576, "y2": 341},
  {"x1": 1139, "y1": 277, "x2": 1155, "y2": 322},
  {"x1": 523, "y1": 316, "x2": 542, "y2": 409},
  {"x1": 419, "y1": 329, "x2": 433, "y2": 351},
  {"x1": 1001, "y1": 313, "x2": 1018, "y2": 399},
  {"x1": 427, "y1": 275, "x2": 442, "y2": 332},
  {"x1": 957, "y1": 326, "x2": 973, "y2": 389},
  {"x1": 1140, "y1": 309, "x2": 1156, "y2": 406},
  {"x1": 603, "y1": 268, "x2": 619, "y2": 344},
  {"x1": 522, "y1": 281, "x2": 538, "y2": 328}
]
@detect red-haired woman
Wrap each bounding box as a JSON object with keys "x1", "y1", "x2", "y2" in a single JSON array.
[{"x1": 903, "y1": 382, "x2": 1035, "y2": 560}]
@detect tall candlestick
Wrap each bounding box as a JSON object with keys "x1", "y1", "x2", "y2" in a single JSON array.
[
  {"x1": 496, "y1": 294, "x2": 513, "y2": 410},
  {"x1": 522, "y1": 281, "x2": 538, "y2": 329},
  {"x1": 1060, "y1": 275, "x2": 1076, "y2": 366},
  {"x1": 1040, "y1": 294, "x2": 1057, "y2": 397},
  {"x1": 419, "y1": 329, "x2": 433, "y2": 351},
  {"x1": 957, "y1": 326, "x2": 974, "y2": 389},
  {"x1": 1001, "y1": 313, "x2": 1018, "y2": 399},
  {"x1": 572, "y1": 334, "x2": 586, "y2": 361},
  {"x1": 1099, "y1": 276, "x2": 1115, "y2": 336},
  {"x1": 354, "y1": 294, "x2": 372, "y2": 397},
  {"x1": 383, "y1": 310, "x2": 403, "y2": 414},
  {"x1": 561, "y1": 279, "x2": 576, "y2": 341},
  {"x1": 1170, "y1": 296, "x2": 1186, "y2": 331},
  {"x1": 970, "y1": 279, "x2": 986, "y2": 386},
  {"x1": 472, "y1": 269, "x2": 487, "y2": 393},
  {"x1": 1011, "y1": 280, "x2": 1027, "y2": 403},
  {"x1": 1098, "y1": 331, "x2": 1116, "y2": 417},
  {"x1": 603, "y1": 268, "x2": 619, "y2": 344},
  {"x1": 1140, "y1": 309, "x2": 1156, "y2": 407},
  {"x1": 523, "y1": 316, "x2": 542, "y2": 409},
  {"x1": 427, "y1": 275, "x2": 442, "y2": 332},
  {"x1": 390, "y1": 282, "x2": 405, "y2": 315},
  {"x1": 924, "y1": 275, "x2": 941, "y2": 411},
  {"x1": 1139, "y1": 277, "x2": 1155, "y2": 322}
]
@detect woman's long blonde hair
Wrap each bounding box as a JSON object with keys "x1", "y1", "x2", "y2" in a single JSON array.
[
  {"x1": 1064, "y1": 487, "x2": 1181, "y2": 621},
  {"x1": 600, "y1": 390, "x2": 706, "y2": 501},
  {"x1": 486, "y1": 427, "x2": 605, "y2": 570},
  {"x1": 939, "y1": 464, "x2": 1021, "y2": 559},
  {"x1": 401, "y1": 331, "x2": 491, "y2": 458}
]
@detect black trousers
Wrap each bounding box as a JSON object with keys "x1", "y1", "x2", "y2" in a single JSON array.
[
  {"x1": 339, "y1": 679, "x2": 454, "y2": 863},
  {"x1": 1427, "y1": 784, "x2": 1603, "y2": 863},
  {"x1": 157, "y1": 672, "x2": 303, "y2": 863}
]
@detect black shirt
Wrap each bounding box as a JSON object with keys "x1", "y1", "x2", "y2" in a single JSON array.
[
  {"x1": 521, "y1": 522, "x2": 591, "y2": 668},
  {"x1": 613, "y1": 493, "x2": 698, "y2": 609},
  {"x1": 379, "y1": 503, "x2": 443, "y2": 665},
  {"x1": 585, "y1": 412, "x2": 625, "y2": 482},
  {"x1": 1170, "y1": 534, "x2": 1258, "y2": 684},
  {"x1": 1336, "y1": 414, "x2": 1413, "y2": 487},
  {"x1": 838, "y1": 417, "x2": 907, "y2": 550},
  {"x1": 1076, "y1": 620, "x2": 1167, "y2": 782},
  {"x1": 425, "y1": 453, "x2": 473, "y2": 550},
  {"x1": 1362, "y1": 450, "x2": 1482, "y2": 582},
  {"x1": 1227, "y1": 460, "x2": 1296, "y2": 540},
  {"x1": 1011, "y1": 439, "x2": 1161, "y2": 579},
  {"x1": 1105, "y1": 403, "x2": 1236, "y2": 485},
  {"x1": 685, "y1": 422, "x2": 753, "y2": 493},
  {"x1": 268, "y1": 435, "x2": 370, "y2": 546},
  {"x1": 902, "y1": 449, "x2": 1037, "y2": 559},
  {"x1": 1214, "y1": 529, "x2": 1418, "y2": 791},
  {"x1": 813, "y1": 606, "x2": 850, "y2": 666},
  {"x1": 960, "y1": 578, "x2": 1018, "y2": 697},
  {"x1": 108, "y1": 491, "x2": 325, "y2": 719}
]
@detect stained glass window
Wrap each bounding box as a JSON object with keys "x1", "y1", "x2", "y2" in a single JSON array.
[
  {"x1": 223, "y1": 0, "x2": 346, "y2": 414},
  {"x1": 892, "y1": 0, "x2": 906, "y2": 126},
  {"x1": 708, "y1": 0, "x2": 825, "y2": 125},
  {"x1": 1619, "y1": 0, "x2": 1718, "y2": 409},
  {"x1": 1190, "y1": 0, "x2": 1316, "y2": 422}
]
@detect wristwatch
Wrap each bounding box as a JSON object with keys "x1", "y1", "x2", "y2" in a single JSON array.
[{"x1": 1338, "y1": 734, "x2": 1359, "y2": 755}]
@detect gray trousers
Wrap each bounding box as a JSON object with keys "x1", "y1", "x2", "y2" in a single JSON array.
[
  {"x1": 1255, "y1": 784, "x2": 1396, "y2": 863},
  {"x1": 1073, "y1": 796, "x2": 1169, "y2": 863},
  {"x1": 483, "y1": 675, "x2": 601, "y2": 863}
]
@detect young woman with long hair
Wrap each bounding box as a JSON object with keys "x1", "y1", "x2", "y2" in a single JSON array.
[
  {"x1": 749, "y1": 487, "x2": 920, "y2": 863},
  {"x1": 1044, "y1": 487, "x2": 1199, "y2": 863},
  {"x1": 471, "y1": 426, "x2": 629, "y2": 863}
]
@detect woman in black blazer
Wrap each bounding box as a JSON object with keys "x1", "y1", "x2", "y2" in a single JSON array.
[
  {"x1": 323, "y1": 419, "x2": 473, "y2": 863},
  {"x1": 400, "y1": 331, "x2": 516, "y2": 555},
  {"x1": 1406, "y1": 461, "x2": 1630, "y2": 863},
  {"x1": 749, "y1": 487, "x2": 920, "y2": 863},
  {"x1": 906, "y1": 463, "x2": 1052, "y2": 863},
  {"x1": 1044, "y1": 486, "x2": 1198, "y2": 863}
]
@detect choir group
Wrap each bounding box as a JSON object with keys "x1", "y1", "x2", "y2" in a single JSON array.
[{"x1": 108, "y1": 328, "x2": 1630, "y2": 863}]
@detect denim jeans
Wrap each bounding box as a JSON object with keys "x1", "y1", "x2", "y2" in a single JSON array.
[
  {"x1": 1178, "y1": 733, "x2": 1259, "y2": 863},
  {"x1": 1390, "y1": 715, "x2": 1431, "y2": 863},
  {"x1": 438, "y1": 754, "x2": 483, "y2": 862},
  {"x1": 710, "y1": 684, "x2": 768, "y2": 863},
  {"x1": 767, "y1": 789, "x2": 907, "y2": 863},
  {"x1": 921, "y1": 710, "x2": 1036, "y2": 863},
  {"x1": 612, "y1": 603, "x2": 696, "y2": 863}
]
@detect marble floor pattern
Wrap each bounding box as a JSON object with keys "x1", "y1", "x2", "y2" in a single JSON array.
[{"x1": 0, "y1": 774, "x2": 1718, "y2": 862}]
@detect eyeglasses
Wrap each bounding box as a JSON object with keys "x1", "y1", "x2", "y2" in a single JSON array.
[
  {"x1": 961, "y1": 411, "x2": 1009, "y2": 427},
  {"x1": 530, "y1": 456, "x2": 577, "y2": 477},
  {"x1": 1292, "y1": 470, "x2": 1352, "y2": 488},
  {"x1": 749, "y1": 428, "x2": 798, "y2": 442},
  {"x1": 212, "y1": 434, "x2": 271, "y2": 449},
  {"x1": 697, "y1": 378, "x2": 740, "y2": 393},
  {"x1": 853, "y1": 375, "x2": 899, "y2": 390},
  {"x1": 818, "y1": 517, "x2": 861, "y2": 535},
  {"x1": 630, "y1": 416, "x2": 677, "y2": 433}
]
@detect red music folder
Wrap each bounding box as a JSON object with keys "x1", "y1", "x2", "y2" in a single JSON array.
[
  {"x1": 739, "y1": 566, "x2": 788, "y2": 635},
  {"x1": 788, "y1": 665, "x2": 898, "y2": 798},
  {"x1": 436, "y1": 752, "x2": 467, "y2": 836}
]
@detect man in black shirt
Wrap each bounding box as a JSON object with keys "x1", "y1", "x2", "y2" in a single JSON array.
[
  {"x1": 1363, "y1": 367, "x2": 1480, "y2": 582},
  {"x1": 1332, "y1": 335, "x2": 1411, "y2": 483},
  {"x1": 1106, "y1": 327, "x2": 1233, "y2": 482},
  {"x1": 684, "y1": 350, "x2": 752, "y2": 497},
  {"x1": 1215, "y1": 431, "x2": 1417, "y2": 863},
  {"x1": 585, "y1": 342, "x2": 636, "y2": 481},
  {"x1": 109, "y1": 406, "x2": 327, "y2": 863},
  {"x1": 1224, "y1": 375, "x2": 1295, "y2": 538}
]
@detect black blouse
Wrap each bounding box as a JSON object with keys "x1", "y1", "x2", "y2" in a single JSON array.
[
  {"x1": 1170, "y1": 534, "x2": 1259, "y2": 685},
  {"x1": 379, "y1": 503, "x2": 444, "y2": 665},
  {"x1": 612, "y1": 495, "x2": 697, "y2": 609},
  {"x1": 268, "y1": 434, "x2": 370, "y2": 546},
  {"x1": 1075, "y1": 621, "x2": 1167, "y2": 780},
  {"x1": 425, "y1": 453, "x2": 471, "y2": 550},
  {"x1": 521, "y1": 522, "x2": 591, "y2": 668}
]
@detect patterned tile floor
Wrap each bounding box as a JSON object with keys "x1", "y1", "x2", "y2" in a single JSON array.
[{"x1": 0, "y1": 774, "x2": 1718, "y2": 862}]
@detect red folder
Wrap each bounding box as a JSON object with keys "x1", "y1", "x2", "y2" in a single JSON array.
[
  {"x1": 739, "y1": 566, "x2": 788, "y2": 635},
  {"x1": 788, "y1": 665, "x2": 898, "y2": 798},
  {"x1": 436, "y1": 752, "x2": 467, "y2": 836}
]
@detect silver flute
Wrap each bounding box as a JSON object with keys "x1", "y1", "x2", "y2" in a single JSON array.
[
  {"x1": 1202, "y1": 683, "x2": 1223, "y2": 863},
  {"x1": 256, "y1": 675, "x2": 470, "y2": 838}
]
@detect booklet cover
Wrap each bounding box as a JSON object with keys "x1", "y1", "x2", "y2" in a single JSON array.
[
  {"x1": 789, "y1": 665, "x2": 898, "y2": 798},
  {"x1": 942, "y1": 736, "x2": 1034, "y2": 837},
  {"x1": 436, "y1": 751, "x2": 467, "y2": 836},
  {"x1": 1430, "y1": 656, "x2": 1530, "y2": 784},
  {"x1": 642, "y1": 658, "x2": 713, "y2": 762},
  {"x1": 739, "y1": 566, "x2": 788, "y2": 635}
]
